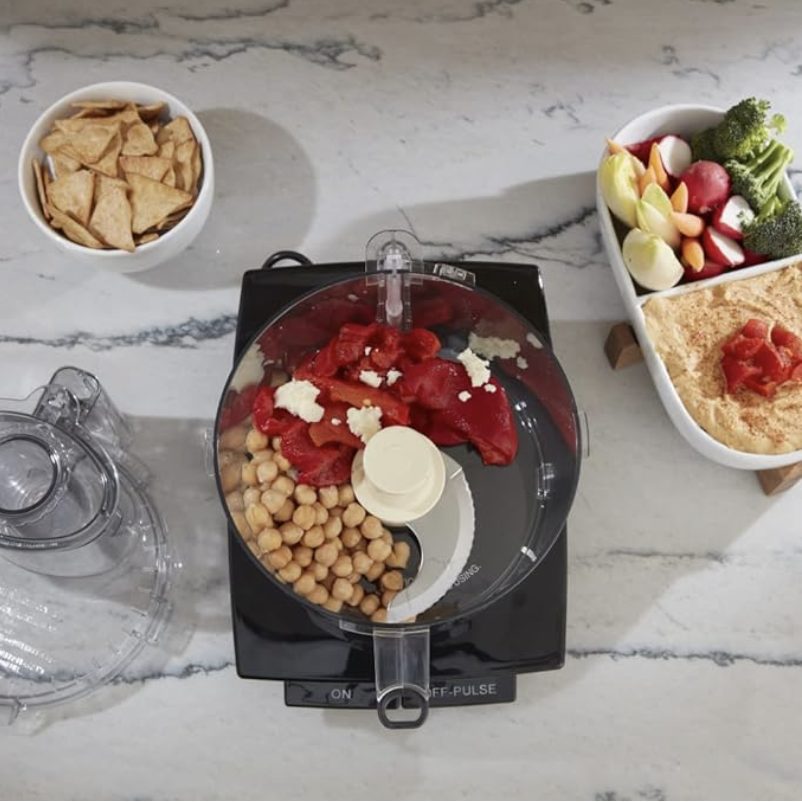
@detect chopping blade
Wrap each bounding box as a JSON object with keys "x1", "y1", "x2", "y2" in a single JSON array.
[{"x1": 386, "y1": 453, "x2": 475, "y2": 624}]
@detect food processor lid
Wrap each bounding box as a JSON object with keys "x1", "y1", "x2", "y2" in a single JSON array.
[{"x1": 0, "y1": 368, "x2": 174, "y2": 725}]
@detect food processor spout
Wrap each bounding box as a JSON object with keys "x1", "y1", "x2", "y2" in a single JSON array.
[{"x1": 372, "y1": 626, "x2": 430, "y2": 729}]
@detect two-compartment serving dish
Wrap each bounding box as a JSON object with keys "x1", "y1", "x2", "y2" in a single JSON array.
[{"x1": 597, "y1": 104, "x2": 802, "y2": 471}]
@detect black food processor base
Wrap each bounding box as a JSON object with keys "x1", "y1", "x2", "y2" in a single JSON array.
[{"x1": 229, "y1": 257, "x2": 567, "y2": 711}]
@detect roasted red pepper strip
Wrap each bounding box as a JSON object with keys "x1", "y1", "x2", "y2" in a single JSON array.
[{"x1": 310, "y1": 376, "x2": 411, "y2": 426}]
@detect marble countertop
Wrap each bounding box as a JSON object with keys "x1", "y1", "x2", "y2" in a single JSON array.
[{"x1": 3, "y1": 0, "x2": 802, "y2": 798}]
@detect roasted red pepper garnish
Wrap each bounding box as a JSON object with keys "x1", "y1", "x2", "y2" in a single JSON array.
[{"x1": 721, "y1": 319, "x2": 802, "y2": 398}]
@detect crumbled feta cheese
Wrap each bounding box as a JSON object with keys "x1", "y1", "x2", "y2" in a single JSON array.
[
  {"x1": 364, "y1": 346, "x2": 372, "y2": 356},
  {"x1": 331, "y1": 418, "x2": 342, "y2": 426},
  {"x1": 386, "y1": 368, "x2": 403, "y2": 386},
  {"x1": 347, "y1": 293, "x2": 359, "y2": 302},
  {"x1": 274, "y1": 379, "x2": 325, "y2": 423},
  {"x1": 359, "y1": 369, "x2": 383, "y2": 388},
  {"x1": 458, "y1": 390, "x2": 472, "y2": 403},
  {"x1": 347, "y1": 405, "x2": 383, "y2": 444},
  {"x1": 516, "y1": 356, "x2": 529, "y2": 370},
  {"x1": 231, "y1": 343, "x2": 265, "y2": 392},
  {"x1": 457, "y1": 348, "x2": 491, "y2": 388},
  {"x1": 526, "y1": 332, "x2": 543, "y2": 349},
  {"x1": 483, "y1": 383, "x2": 497, "y2": 393},
  {"x1": 468, "y1": 333, "x2": 521, "y2": 361}
]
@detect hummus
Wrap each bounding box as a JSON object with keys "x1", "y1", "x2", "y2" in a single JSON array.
[{"x1": 642, "y1": 264, "x2": 802, "y2": 454}]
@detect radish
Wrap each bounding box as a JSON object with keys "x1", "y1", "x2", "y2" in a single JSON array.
[
  {"x1": 711, "y1": 195, "x2": 754, "y2": 241},
  {"x1": 702, "y1": 227, "x2": 745, "y2": 267},
  {"x1": 657, "y1": 136, "x2": 692, "y2": 178},
  {"x1": 683, "y1": 261, "x2": 727, "y2": 282},
  {"x1": 742, "y1": 246, "x2": 765, "y2": 267},
  {"x1": 680, "y1": 161, "x2": 731, "y2": 214}
]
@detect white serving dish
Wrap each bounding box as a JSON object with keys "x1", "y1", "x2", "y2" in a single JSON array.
[
  {"x1": 18, "y1": 81, "x2": 214, "y2": 274},
  {"x1": 597, "y1": 103, "x2": 802, "y2": 470}
]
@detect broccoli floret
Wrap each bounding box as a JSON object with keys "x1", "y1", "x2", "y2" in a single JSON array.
[
  {"x1": 713, "y1": 97, "x2": 786, "y2": 161},
  {"x1": 725, "y1": 139, "x2": 794, "y2": 210},
  {"x1": 742, "y1": 199, "x2": 802, "y2": 259},
  {"x1": 690, "y1": 128, "x2": 719, "y2": 163}
]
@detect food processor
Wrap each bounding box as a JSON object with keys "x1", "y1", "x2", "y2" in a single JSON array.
[
  {"x1": 0, "y1": 367, "x2": 174, "y2": 726},
  {"x1": 215, "y1": 231, "x2": 582, "y2": 728}
]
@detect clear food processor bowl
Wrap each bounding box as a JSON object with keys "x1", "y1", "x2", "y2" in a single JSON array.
[{"x1": 215, "y1": 231, "x2": 581, "y2": 728}]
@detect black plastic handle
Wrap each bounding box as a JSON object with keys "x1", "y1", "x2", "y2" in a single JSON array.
[
  {"x1": 376, "y1": 687, "x2": 429, "y2": 729},
  {"x1": 261, "y1": 250, "x2": 313, "y2": 270}
]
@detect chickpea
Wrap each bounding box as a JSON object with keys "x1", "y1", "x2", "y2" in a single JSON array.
[
  {"x1": 360, "y1": 594, "x2": 380, "y2": 616},
  {"x1": 225, "y1": 491, "x2": 244, "y2": 513},
  {"x1": 231, "y1": 510, "x2": 253, "y2": 540},
  {"x1": 274, "y1": 498, "x2": 295, "y2": 523},
  {"x1": 323, "y1": 516, "x2": 343, "y2": 539},
  {"x1": 381, "y1": 530, "x2": 393, "y2": 545},
  {"x1": 342, "y1": 502, "x2": 366, "y2": 529},
  {"x1": 365, "y1": 561, "x2": 385, "y2": 582},
  {"x1": 360, "y1": 516, "x2": 382, "y2": 540},
  {"x1": 302, "y1": 525, "x2": 325, "y2": 549},
  {"x1": 245, "y1": 503, "x2": 271, "y2": 533},
  {"x1": 294, "y1": 484, "x2": 317, "y2": 505},
  {"x1": 347, "y1": 584, "x2": 365, "y2": 607},
  {"x1": 219, "y1": 425, "x2": 248, "y2": 452},
  {"x1": 307, "y1": 584, "x2": 329, "y2": 605},
  {"x1": 257, "y1": 528, "x2": 282, "y2": 553},
  {"x1": 219, "y1": 453, "x2": 245, "y2": 494},
  {"x1": 267, "y1": 545, "x2": 292, "y2": 570},
  {"x1": 279, "y1": 522, "x2": 304, "y2": 545},
  {"x1": 381, "y1": 590, "x2": 397, "y2": 608},
  {"x1": 338, "y1": 485, "x2": 355, "y2": 506},
  {"x1": 352, "y1": 551, "x2": 373, "y2": 575},
  {"x1": 243, "y1": 487, "x2": 261, "y2": 507},
  {"x1": 245, "y1": 427, "x2": 269, "y2": 454},
  {"x1": 367, "y1": 539, "x2": 392, "y2": 563},
  {"x1": 261, "y1": 488, "x2": 287, "y2": 515},
  {"x1": 381, "y1": 570, "x2": 404, "y2": 591},
  {"x1": 275, "y1": 454, "x2": 292, "y2": 472},
  {"x1": 386, "y1": 541, "x2": 411, "y2": 569},
  {"x1": 293, "y1": 544, "x2": 313, "y2": 567},
  {"x1": 292, "y1": 504, "x2": 316, "y2": 531},
  {"x1": 328, "y1": 506, "x2": 344, "y2": 519},
  {"x1": 371, "y1": 608, "x2": 388, "y2": 623},
  {"x1": 311, "y1": 562, "x2": 329, "y2": 582},
  {"x1": 323, "y1": 597, "x2": 343, "y2": 613},
  {"x1": 278, "y1": 561, "x2": 302, "y2": 583},
  {"x1": 318, "y1": 485, "x2": 339, "y2": 509},
  {"x1": 256, "y1": 460, "x2": 278, "y2": 484},
  {"x1": 272, "y1": 475, "x2": 295, "y2": 496},
  {"x1": 250, "y1": 448, "x2": 274, "y2": 465},
  {"x1": 331, "y1": 577, "x2": 354, "y2": 602},
  {"x1": 314, "y1": 542, "x2": 339, "y2": 567},
  {"x1": 271, "y1": 436, "x2": 282, "y2": 451},
  {"x1": 246, "y1": 540, "x2": 260, "y2": 558},
  {"x1": 332, "y1": 536, "x2": 344, "y2": 551},
  {"x1": 310, "y1": 502, "x2": 326, "y2": 526},
  {"x1": 331, "y1": 555, "x2": 353, "y2": 578},
  {"x1": 341, "y1": 527, "x2": 361, "y2": 549},
  {"x1": 347, "y1": 572, "x2": 361, "y2": 584},
  {"x1": 240, "y1": 461, "x2": 258, "y2": 487},
  {"x1": 293, "y1": 571, "x2": 316, "y2": 596}
]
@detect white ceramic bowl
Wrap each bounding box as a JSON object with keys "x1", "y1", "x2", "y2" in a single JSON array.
[
  {"x1": 18, "y1": 81, "x2": 214, "y2": 274},
  {"x1": 597, "y1": 104, "x2": 802, "y2": 470}
]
